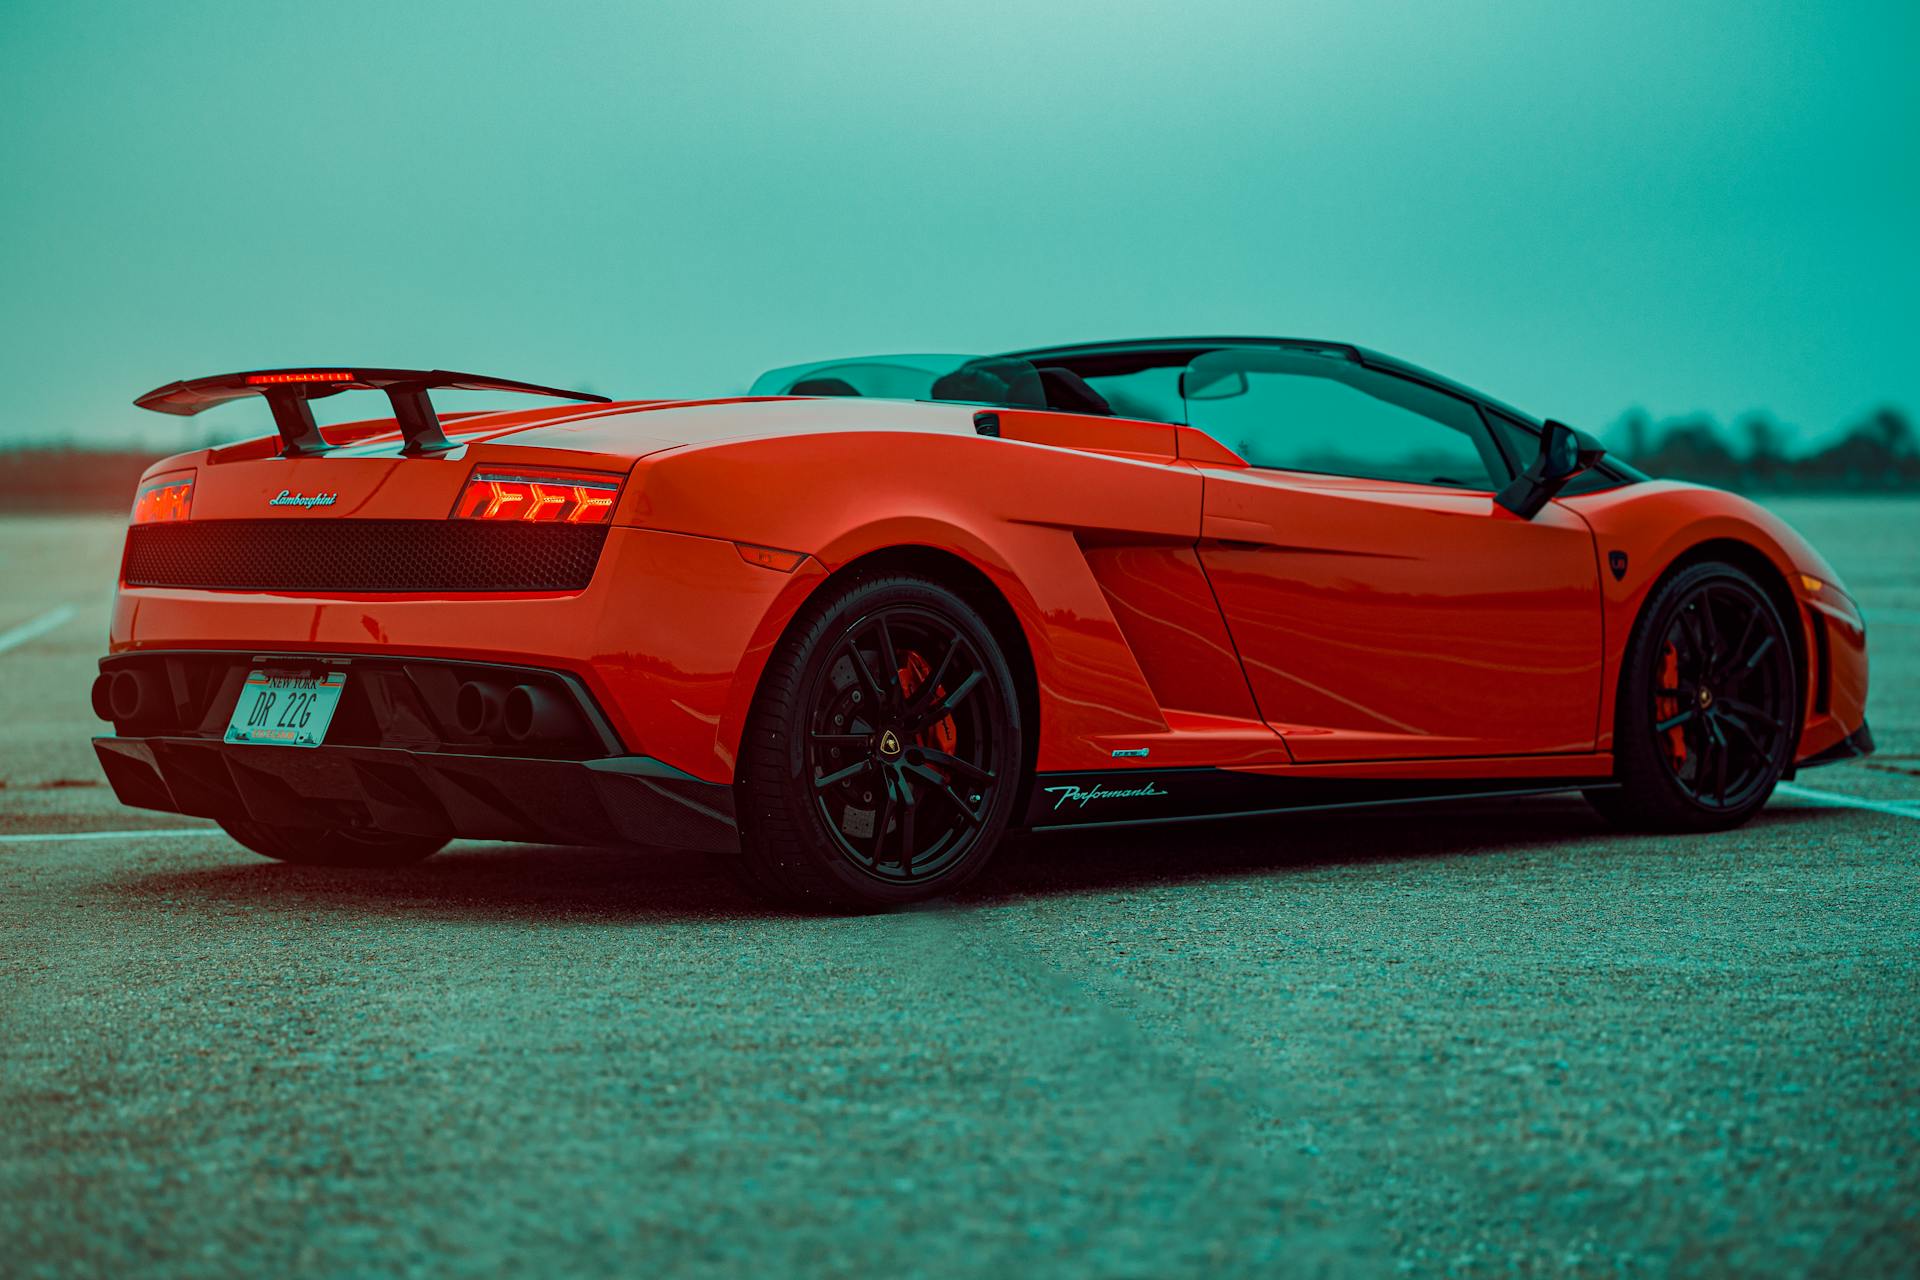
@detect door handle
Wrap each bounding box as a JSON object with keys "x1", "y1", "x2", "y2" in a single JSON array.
[{"x1": 1204, "y1": 515, "x2": 1275, "y2": 546}]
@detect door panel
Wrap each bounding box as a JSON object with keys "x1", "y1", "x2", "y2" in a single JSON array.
[{"x1": 1198, "y1": 469, "x2": 1603, "y2": 762}]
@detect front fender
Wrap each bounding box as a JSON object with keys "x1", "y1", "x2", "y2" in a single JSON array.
[{"x1": 1561, "y1": 481, "x2": 1867, "y2": 760}]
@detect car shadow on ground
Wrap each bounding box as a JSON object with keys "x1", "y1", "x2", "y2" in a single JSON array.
[
  {"x1": 113, "y1": 798, "x2": 1842, "y2": 925},
  {"x1": 978, "y1": 799, "x2": 1836, "y2": 903}
]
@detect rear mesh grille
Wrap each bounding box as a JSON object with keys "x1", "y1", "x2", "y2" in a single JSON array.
[{"x1": 124, "y1": 520, "x2": 608, "y2": 593}]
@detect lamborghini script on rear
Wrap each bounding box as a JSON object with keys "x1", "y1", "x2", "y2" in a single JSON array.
[{"x1": 92, "y1": 342, "x2": 1873, "y2": 907}]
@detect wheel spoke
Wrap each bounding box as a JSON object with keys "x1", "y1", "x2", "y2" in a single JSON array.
[
  {"x1": 1716, "y1": 709, "x2": 1772, "y2": 761},
  {"x1": 810, "y1": 733, "x2": 872, "y2": 748},
  {"x1": 1682, "y1": 712, "x2": 1713, "y2": 785},
  {"x1": 1679, "y1": 607, "x2": 1712, "y2": 673},
  {"x1": 904, "y1": 758, "x2": 987, "y2": 827},
  {"x1": 874, "y1": 617, "x2": 903, "y2": 713},
  {"x1": 916, "y1": 747, "x2": 994, "y2": 786},
  {"x1": 1696, "y1": 591, "x2": 1724, "y2": 662},
  {"x1": 914, "y1": 669, "x2": 983, "y2": 729},
  {"x1": 814, "y1": 759, "x2": 873, "y2": 791},
  {"x1": 902, "y1": 759, "x2": 945, "y2": 787},
  {"x1": 1719, "y1": 604, "x2": 1762, "y2": 678},
  {"x1": 871, "y1": 770, "x2": 896, "y2": 863},
  {"x1": 1655, "y1": 708, "x2": 1696, "y2": 734},
  {"x1": 940, "y1": 783, "x2": 985, "y2": 828},
  {"x1": 909, "y1": 629, "x2": 965, "y2": 718},
  {"x1": 895, "y1": 767, "x2": 917, "y2": 870},
  {"x1": 1709, "y1": 719, "x2": 1730, "y2": 805},
  {"x1": 1683, "y1": 723, "x2": 1709, "y2": 792},
  {"x1": 1718, "y1": 697, "x2": 1782, "y2": 732},
  {"x1": 844, "y1": 638, "x2": 886, "y2": 703},
  {"x1": 1741, "y1": 633, "x2": 1777, "y2": 673}
]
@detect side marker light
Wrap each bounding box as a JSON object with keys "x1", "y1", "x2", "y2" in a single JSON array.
[{"x1": 735, "y1": 543, "x2": 805, "y2": 572}]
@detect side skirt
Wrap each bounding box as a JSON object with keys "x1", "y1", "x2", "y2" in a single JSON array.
[{"x1": 1020, "y1": 766, "x2": 1619, "y2": 831}]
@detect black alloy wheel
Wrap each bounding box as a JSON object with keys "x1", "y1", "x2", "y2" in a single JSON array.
[
  {"x1": 737, "y1": 573, "x2": 1023, "y2": 909},
  {"x1": 805, "y1": 604, "x2": 1002, "y2": 883},
  {"x1": 1589, "y1": 561, "x2": 1798, "y2": 831}
]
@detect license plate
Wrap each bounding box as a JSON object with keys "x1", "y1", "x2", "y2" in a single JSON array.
[{"x1": 224, "y1": 670, "x2": 346, "y2": 748}]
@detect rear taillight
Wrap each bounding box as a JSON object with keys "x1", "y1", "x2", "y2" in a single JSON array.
[
  {"x1": 451, "y1": 468, "x2": 623, "y2": 524},
  {"x1": 131, "y1": 471, "x2": 194, "y2": 524}
]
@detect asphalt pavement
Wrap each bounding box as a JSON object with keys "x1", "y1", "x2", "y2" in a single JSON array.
[{"x1": 3, "y1": 501, "x2": 1917, "y2": 1277}]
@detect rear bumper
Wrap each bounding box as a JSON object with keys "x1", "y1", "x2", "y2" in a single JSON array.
[
  {"x1": 108, "y1": 525, "x2": 828, "y2": 786},
  {"x1": 93, "y1": 736, "x2": 740, "y2": 853}
]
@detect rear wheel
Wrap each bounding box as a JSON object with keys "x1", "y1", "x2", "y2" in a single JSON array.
[
  {"x1": 736, "y1": 573, "x2": 1024, "y2": 910},
  {"x1": 219, "y1": 818, "x2": 447, "y2": 867},
  {"x1": 1587, "y1": 561, "x2": 1798, "y2": 831}
]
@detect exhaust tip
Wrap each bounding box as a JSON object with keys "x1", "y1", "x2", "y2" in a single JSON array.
[
  {"x1": 105, "y1": 668, "x2": 169, "y2": 728},
  {"x1": 454, "y1": 681, "x2": 503, "y2": 737},
  {"x1": 109, "y1": 670, "x2": 146, "y2": 722},
  {"x1": 502, "y1": 683, "x2": 567, "y2": 744},
  {"x1": 90, "y1": 672, "x2": 116, "y2": 722}
]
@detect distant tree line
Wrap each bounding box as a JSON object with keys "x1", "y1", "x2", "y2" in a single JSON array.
[
  {"x1": 0, "y1": 447, "x2": 156, "y2": 511},
  {"x1": 1610, "y1": 405, "x2": 1918, "y2": 492}
]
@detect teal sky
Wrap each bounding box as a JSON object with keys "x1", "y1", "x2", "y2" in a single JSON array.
[{"x1": 2, "y1": 0, "x2": 1914, "y2": 449}]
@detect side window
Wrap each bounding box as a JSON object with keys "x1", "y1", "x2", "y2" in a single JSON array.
[{"x1": 1184, "y1": 349, "x2": 1506, "y2": 490}]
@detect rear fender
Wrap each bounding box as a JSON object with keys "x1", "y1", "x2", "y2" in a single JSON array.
[{"x1": 626, "y1": 430, "x2": 1207, "y2": 773}]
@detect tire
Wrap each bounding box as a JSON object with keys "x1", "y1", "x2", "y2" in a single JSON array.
[
  {"x1": 219, "y1": 818, "x2": 447, "y2": 867},
  {"x1": 736, "y1": 572, "x2": 1025, "y2": 910},
  {"x1": 1587, "y1": 560, "x2": 1799, "y2": 832}
]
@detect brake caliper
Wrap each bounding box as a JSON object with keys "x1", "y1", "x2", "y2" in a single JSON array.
[
  {"x1": 1657, "y1": 642, "x2": 1685, "y2": 766},
  {"x1": 897, "y1": 651, "x2": 958, "y2": 755}
]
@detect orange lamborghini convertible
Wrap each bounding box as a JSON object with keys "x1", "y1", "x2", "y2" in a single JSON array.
[{"x1": 92, "y1": 339, "x2": 1872, "y2": 907}]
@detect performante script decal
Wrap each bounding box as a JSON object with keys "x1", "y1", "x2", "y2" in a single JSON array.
[
  {"x1": 1044, "y1": 782, "x2": 1170, "y2": 811},
  {"x1": 270, "y1": 490, "x2": 337, "y2": 508}
]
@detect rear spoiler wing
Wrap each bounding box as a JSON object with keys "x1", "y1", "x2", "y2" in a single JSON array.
[{"x1": 134, "y1": 367, "x2": 612, "y2": 458}]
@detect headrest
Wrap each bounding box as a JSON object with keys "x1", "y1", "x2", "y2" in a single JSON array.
[{"x1": 1035, "y1": 366, "x2": 1112, "y2": 415}]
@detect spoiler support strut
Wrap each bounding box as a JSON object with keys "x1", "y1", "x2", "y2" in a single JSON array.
[
  {"x1": 135, "y1": 367, "x2": 611, "y2": 458},
  {"x1": 263, "y1": 391, "x2": 332, "y2": 457}
]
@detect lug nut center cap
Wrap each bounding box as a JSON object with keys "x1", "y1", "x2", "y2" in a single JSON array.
[{"x1": 877, "y1": 728, "x2": 903, "y2": 757}]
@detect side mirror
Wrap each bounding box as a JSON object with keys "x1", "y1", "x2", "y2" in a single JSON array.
[{"x1": 1495, "y1": 419, "x2": 1605, "y2": 519}]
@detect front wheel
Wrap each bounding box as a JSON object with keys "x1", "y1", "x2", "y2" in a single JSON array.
[
  {"x1": 1587, "y1": 561, "x2": 1799, "y2": 832},
  {"x1": 736, "y1": 572, "x2": 1024, "y2": 910},
  {"x1": 219, "y1": 818, "x2": 448, "y2": 867}
]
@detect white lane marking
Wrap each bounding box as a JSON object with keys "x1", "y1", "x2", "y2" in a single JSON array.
[
  {"x1": 1776, "y1": 782, "x2": 1920, "y2": 820},
  {"x1": 0, "y1": 827, "x2": 215, "y2": 845},
  {"x1": 0, "y1": 604, "x2": 79, "y2": 655}
]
